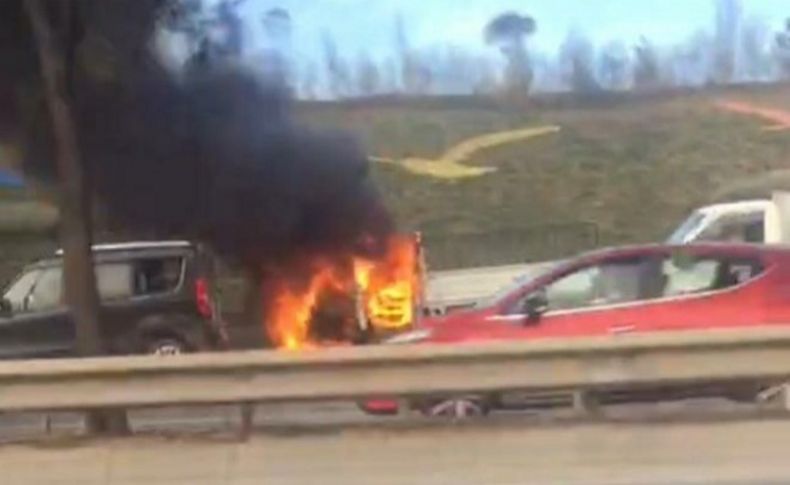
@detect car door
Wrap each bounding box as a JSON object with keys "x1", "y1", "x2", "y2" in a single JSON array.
[
  {"x1": 97, "y1": 256, "x2": 187, "y2": 353},
  {"x1": 631, "y1": 249, "x2": 766, "y2": 333},
  {"x1": 486, "y1": 255, "x2": 657, "y2": 340},
  {"x1": 0, "y1": 265, "x2": 74, "y2": 358}
]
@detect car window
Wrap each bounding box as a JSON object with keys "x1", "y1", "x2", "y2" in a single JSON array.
[
  {"x1": 133, "y1": 257, "x2": 183, "y2": 296},
  {"x1": 27, "y1": 267, "x2": 63, "y2": 312},
  {"x1": 660, "y1": 254, "x2": 762, "y2": 297},
  {"x1": 512, "y1": 256, "x2": 664, "y2": 315},
  {"x1": 96, "y1": 263, "x2": 134, "y2": 301},
  {"x1": 663, "y1": 258, "x2": 718, "y2": 296},
  {"x1": 543, "y1": 266, "x2": 598, "y2": 311},
  {"x1": 2, "y1": 269, "x2": 42, "y2": 313},
  {"x1": 594, "y1": 260, "x2": 649, "y2": 304},
  {"x1": 478, "y1": 269, "x2": 543, "y2": 308}
]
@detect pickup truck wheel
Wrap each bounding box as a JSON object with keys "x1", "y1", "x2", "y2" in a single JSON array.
[{"x1": 146, "y1": 337, "x2": 187, "y2": 356}]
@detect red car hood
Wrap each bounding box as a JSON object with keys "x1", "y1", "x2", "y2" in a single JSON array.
[{"x1": 412, "y1": 307, "x2": 499, "y2": 343}]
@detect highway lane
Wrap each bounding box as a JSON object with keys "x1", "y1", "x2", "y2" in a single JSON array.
[
  {"x1": 5, "y1": 417, "x2": 790, "y2": 483},
  {"x1": 0, "y1": 402, "x2": 377, "y2": 441},
  {"x1": 0, "y1": 396, "x2": 773, "y2": 442}
]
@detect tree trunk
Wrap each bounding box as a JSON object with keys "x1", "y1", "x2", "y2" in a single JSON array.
[{"x1": 24, "y1": 0, "x2": 129, "y2": 435}]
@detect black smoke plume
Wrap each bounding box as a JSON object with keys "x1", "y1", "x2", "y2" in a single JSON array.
[
  {"x1": 90, "y1": 68, "x2": 391, "y2": 266},
  {"x1": 18, "y1": 7, "x2": 393, "y2": 269}
]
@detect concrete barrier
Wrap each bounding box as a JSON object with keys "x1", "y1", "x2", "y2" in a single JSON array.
[{"x1": 1, "y1": 328, "x2": 790, "y2": 411}]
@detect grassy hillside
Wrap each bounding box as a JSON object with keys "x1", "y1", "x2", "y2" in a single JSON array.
[
  {"x1": 298, "y1": 85, "x2": 790, "y2": 265},
  {"x1": 3, "y1": 85, "x2": 790, "y2": 272}
]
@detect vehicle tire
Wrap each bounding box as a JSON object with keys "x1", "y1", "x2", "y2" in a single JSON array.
[
  {"x1": 145, "y1": 337, "x2": 188, "y2": 356},
  {"x1": 420, "y1": 396, "x2": 490, "y2": 419}
]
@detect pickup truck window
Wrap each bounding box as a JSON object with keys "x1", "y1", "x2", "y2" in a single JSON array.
[
  {"x1": 667, "y1": 211, "x2": 705, "y2": 244},
  {"x1": 696, "y1": 211, "x2": 764, "y2": 243}
]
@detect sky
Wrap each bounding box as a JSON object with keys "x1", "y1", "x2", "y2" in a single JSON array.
[{"x1": 238, "y1": 0, "x2": 789, "y2": 61}]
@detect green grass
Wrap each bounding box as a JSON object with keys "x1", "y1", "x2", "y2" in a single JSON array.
[{"x1": 298, "y1": 86, "x2": 790, "y2": 262}]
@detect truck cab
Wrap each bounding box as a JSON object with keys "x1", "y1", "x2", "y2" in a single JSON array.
[{"x1": 667, "y1": 192, "x2": 790, "y2": 245}]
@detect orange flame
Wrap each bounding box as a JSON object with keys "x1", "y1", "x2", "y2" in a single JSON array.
[
  {"x1": 267, "y1": 261, "x2": 346, "y2": 350},
  {"x1": 354, "y1": 234, "x2": 422, "y2": 330},
  {"x1": 264, "y1": 234, "x2": 422, "y2": 350}
]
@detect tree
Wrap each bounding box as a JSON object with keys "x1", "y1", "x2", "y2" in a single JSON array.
[
  {"x1": 299, "y1": 61, "x2": 319, "y2": 99},
  {"x1": 484, "y1": 11, "x2": 536, "y2": 96},
  {"x1": 394, "y1": 15, "x2": 431, "y2": 94},
  {"x1": 673, "y1": 30, "x2": 712, "y2": 87},
  {"x1": 599, "y1": 41, "x2": 629, "y2": 90},
  {"x1": 472, "y1": 58, "x2": 498, "y2": 95},
  {"x1": 262, "y1": 7, "x2": 290, "y2": 39},
  {"x1": 381, "y1": 58, "x2": 400, "y2": 94},
  {"x1": 322, "y1": 33, "x2": 351, "y2": 98},
  {"x1": 428, "y1": 46, "x2": 489, "y2": 95},
  {"x1": 214, "y1": 0, "x2": 245, "y2": 58},
  {"x1": 774, "y1": 19, "x2": 790, "y2": 78},
  {"x1": 559, "y1": 30, "x2": 600, "y2": 94},
  {"x1": 712, "y1": 0, "x2": 742, "y2": 84},
  {"x1": 23, "y1": 0, "x2": 101, "y2": 354},
  {"x1": 11, "y1": 0, "x2": 149, "y2": 435},
  {"x1": 355, "y1": 53, "x2": 380, "y2": 96},
  {"x1": 740, "y1": 16, "x2": 771, "y2": 81},
  {"x1": 260, "y1": 7, "x2": 292, "y2": 86},
  {"x1": 633, "y1": 37, "x2": 662, "y2": 89}
]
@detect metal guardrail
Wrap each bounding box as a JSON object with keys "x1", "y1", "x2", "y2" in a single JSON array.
[{"x1": 2, "y1": 328, "x2": 790, "y2": 412}]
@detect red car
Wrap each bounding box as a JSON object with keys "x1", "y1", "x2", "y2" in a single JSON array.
[{"x1": 362, "y1": 243, "x2": 790, "y2": 416}]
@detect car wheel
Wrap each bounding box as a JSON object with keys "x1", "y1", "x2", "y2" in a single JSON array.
[
  {"x1": 146, "y1": 337, "x2": 187, "y2": 356},
  {"x1": 421, "y1": 396, "x2": 490, "y2": 419}
]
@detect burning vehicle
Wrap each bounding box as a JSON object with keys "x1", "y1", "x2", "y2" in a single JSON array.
[
  {"x1": 4, "y1": 0, "x2": 426, "y2": 353},
  {"x1": 263, "y1": 232, "x2": 426, "y2": 349}
]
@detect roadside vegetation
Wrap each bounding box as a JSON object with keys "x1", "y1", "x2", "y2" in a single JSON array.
[{"x1": 300, "y1": 84, "x2": 790, "y2": 254}]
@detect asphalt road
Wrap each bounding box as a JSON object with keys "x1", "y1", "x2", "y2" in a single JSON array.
[
  {"x1": 0, "y1": 395, "x2": 771, "y2": 442},
  {"x1": 5, "y1": 417, "x2": 790, "y2": 484}
]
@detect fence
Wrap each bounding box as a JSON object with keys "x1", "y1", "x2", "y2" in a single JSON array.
[{"x1": 421, "y1": 222, "x2": 599, "y2": 270}]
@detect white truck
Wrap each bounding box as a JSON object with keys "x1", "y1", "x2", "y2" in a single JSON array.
[{"x1": 667, "y1": 192, "x2": 790, "y2": 245}]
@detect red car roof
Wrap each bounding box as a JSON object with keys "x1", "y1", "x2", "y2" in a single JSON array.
[{"x1": 571, "y1": 242, "x2": 784, "y2": 263}]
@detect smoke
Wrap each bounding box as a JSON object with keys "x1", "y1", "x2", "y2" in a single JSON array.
[
  {"x1": 93, "y1": 71, "x2": 390, "y2": 266},
  {"x1": 22, "y1": 1, "x2": 393, "y2": 269}
]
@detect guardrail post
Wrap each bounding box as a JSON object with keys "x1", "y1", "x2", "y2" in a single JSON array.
[
  {"x1": 239, "y1": 402, "x2": 255, "y2": 440},
  {"x1": 572, "y1": 390, "x2": 601, "y2": 416}
]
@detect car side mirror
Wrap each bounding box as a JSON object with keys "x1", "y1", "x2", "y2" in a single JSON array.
[
  {"x1": 0, "y1": 298, "x2": 12, "y2": 317},
  {"x1": 522, "y1": 291, "x2": 548, "y2": 322}
]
